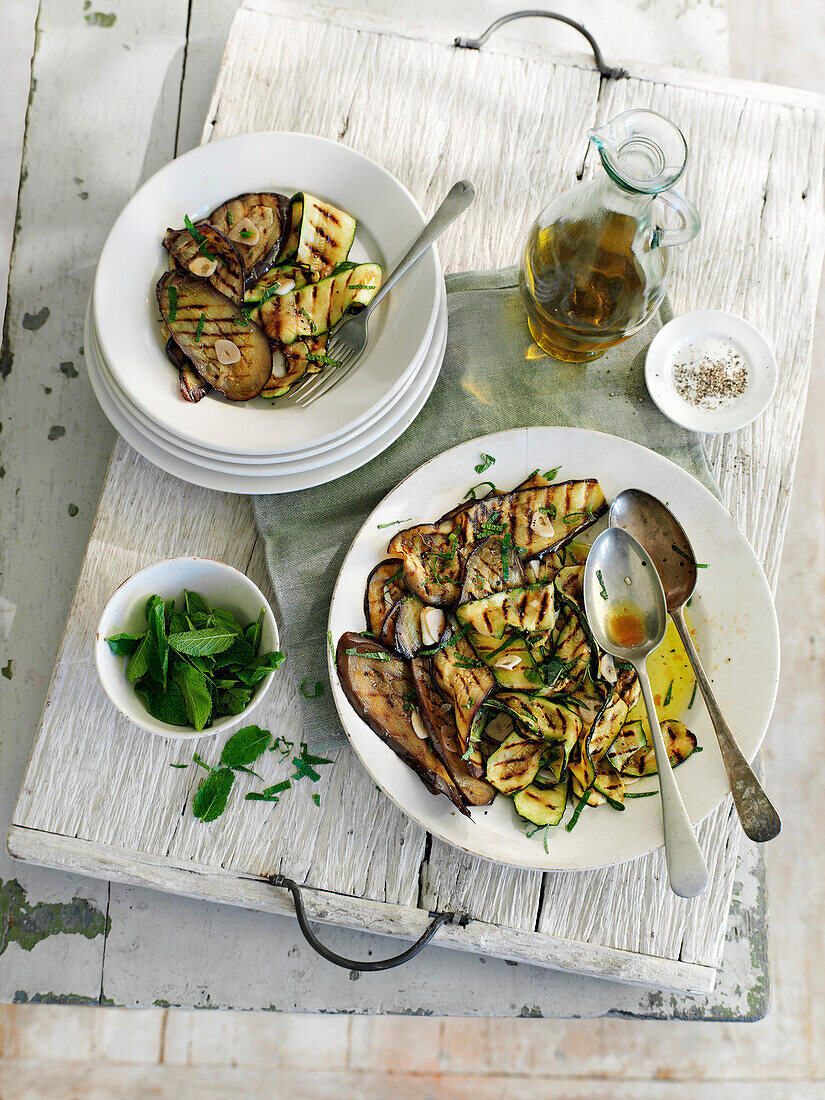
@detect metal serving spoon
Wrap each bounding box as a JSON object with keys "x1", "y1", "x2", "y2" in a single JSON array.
[
  {"x1": 609, "y1": 489, "x2": 781, "y2": 843},
  {"x1": 584, "y1": 527, "x2": 709, "y2": 898}
]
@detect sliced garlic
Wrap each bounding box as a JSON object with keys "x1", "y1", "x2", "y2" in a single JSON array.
[
  {"x1": 270, "y1": 348, "x2": 288, "y2": 378},
  {"x1": 420, "y1": 607, "x2": 446, "y2": 647},
  {"x1": 228, "y1": 217, "x2": 260, "y2": 246},
  {"x1": 530, "y1": 511, "x2": 555, "y2": 538},
  {"x1": 411, "y1": 710, "x2": 428, "y2": 740},
  {"x1": 525, "y1": 559, "x2": 541, "y2": 583},
  {"x1": 215, "y1": 339, "x2": 242, "y2": 366},
  {"x1": 189, "y1": 255, "x2": 217, "y2": 278},
  {"x1": 599, "y1": 652, "x2": 619, "y2": 684},
  {"x1": 495, "y1": 653, "x2": 522, "y2": 671},
  {"x1": 272, "y1": 278, "x2": 295, "y2": 296}
]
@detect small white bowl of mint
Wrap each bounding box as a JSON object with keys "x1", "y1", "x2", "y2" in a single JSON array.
[
  {"x1": 645, "y1": 310, "x2": 777, "y2": 434},
  {"x1": 95, "y1": 556, "x2": 282, "y2": 738}
]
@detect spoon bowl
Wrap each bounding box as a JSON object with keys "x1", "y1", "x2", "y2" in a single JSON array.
[
  {"x1": 583, "y1": 526, "x2": 667, "y2": 663},
  {"x1": 609, "y1": 488, "x2": 696, "y2": 611}
]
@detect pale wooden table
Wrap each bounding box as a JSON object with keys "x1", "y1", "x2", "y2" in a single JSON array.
[{"x1": 0, "y1": 0, "x2": 817, "y2": 1021}]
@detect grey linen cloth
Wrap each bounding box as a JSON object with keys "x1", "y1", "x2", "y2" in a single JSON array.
[{"x1": 253, "y1": 267, "x2": 719, "y2": 752}]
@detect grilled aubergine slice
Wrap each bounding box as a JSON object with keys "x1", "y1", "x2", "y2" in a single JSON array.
[
  {"x1": 430, "y1": 624, "x2": 495, "y2": 772},
  {"x1": 336, "y1": 632, "x2": 466, "y2": 814},
  {"x1": 388, "y1": 479, "x2": 607, "y2": 607},
  {"x1": 364, "y1": 560, "x2": 407, "y2": 635},
  {"x1": 458, "y1": 535, "x2": 526, "y2": 604},
  {"x1": 411, "y1": 658, "x2": 495, "y2": 807},
  {"x1": 157, "y1": 272, "x2": 272, "y2": 401},
  {"x1": 162, "y1": 222, "x2": 245, "y2": 303},
  {"x1": 165, "y1": 336, "x2": 210, "y2": 403},
  {"x1": 207, "y1": 192, "x2": 291, "y2": 285}
]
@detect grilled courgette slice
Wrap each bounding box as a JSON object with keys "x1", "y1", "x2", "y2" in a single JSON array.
[
  {"x1": 294, "y1": 193, "x2": 357, "y2": 277},
  {"x1": 257, "y1": 263, "x2": 382, "y2": 345},
  {"x1": 485, "y1": 732, "x2": 543, "y2": 795},
  {"x1": 513, "y1": 777, "x2": 569, "y2": 827}
]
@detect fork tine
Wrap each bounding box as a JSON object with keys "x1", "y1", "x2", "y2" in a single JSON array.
[
  {"x1": 290, "y1": 355, "x2": 348, "y2": 406},
  {"x1": 298, "y1": 351, "x2": 363, "y2": 407}
]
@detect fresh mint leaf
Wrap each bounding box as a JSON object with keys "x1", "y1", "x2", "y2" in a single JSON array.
[
  {"x1": 168, "y1": 627, "x2": 238, "y2": 657},
  {"x1": 173, "y1": 663, "x2": 213, "y2": 732},
  {"x1": 135, "y1": 680, "x2": 189, "y2": 726},
  {"x1": 192, "y1": 752, "x2": 213, "y2": 772},
  {"x1": 210, "y1": 608, "x2": 243, "y2": 635},
  {"x1": 193, "y1": 767, "x2": 235, "y2": 822},
  {"x1": 183, "y1": 590, "x2": 209, "y2": 617},
  {"x1": 236, "y1": 650, "x2": 285, "y2": 686},
  {"x1": 217, "y1": 633, "x2": 255, "y2": 668},
  {"x1": 220, "y1": 724, "x2": 271, "y2": 768},
  {"x1": 106, "y1": 632, "x2": 146, "y2": 657},
  {"x1": 244, "y1": 608, "x2": 265, "y2": 654},
  {"x1": 215, "y1": 686, "x2": 253, "y2": 717},
  {"x1": 146, "y1": 597, "x2": 169, "y2": 688},
  {"x1": 125, "y1": 634, "x2": 151, "y2": 682},
  {"x1": 169, "y1": 611, "x2": 190, "y2": 635}
]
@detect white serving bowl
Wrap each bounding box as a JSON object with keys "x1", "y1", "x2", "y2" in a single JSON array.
[{"x1": 94, "y1": 556, "x2": 279, "y2": 738}]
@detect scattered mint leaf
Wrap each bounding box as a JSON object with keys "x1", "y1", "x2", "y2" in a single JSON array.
[
  {"x1": 193, "y1": 768, "x2": 235, "y2": 822},
  {"x1": 312, "y1": 793, "x2": 321, "y2": 807},
  {"x1": 543, "y1": 466, "x2": 560, "y2": 480},
  {"x1": 463, "y1": 480, "x2": 498, "y2": 501},
  {"x1": 220, "y1": 724, "x2": 271, "y2": 768},
  {"x1": 169, "y1": 763, "x2": 189, "y2": 769},
  {"x1": 474, "y1": 453, "x2": 496, "y2": 474}
]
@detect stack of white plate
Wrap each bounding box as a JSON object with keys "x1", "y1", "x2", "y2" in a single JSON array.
[{"x1": 87, "y1": 133, "x2": 446, "y2": 494}]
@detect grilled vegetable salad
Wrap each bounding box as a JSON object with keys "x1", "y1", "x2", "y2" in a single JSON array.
[
  {"x1": 157, "y1": 192, "x2": 382, "y2": 402},
  {"x1": 336, "y1": 471, "x2": 701, "y2": 837}
]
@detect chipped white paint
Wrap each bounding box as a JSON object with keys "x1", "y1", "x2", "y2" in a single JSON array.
[{"x1": 4, "y1": 0, "x2": 824, "y2": 1007}]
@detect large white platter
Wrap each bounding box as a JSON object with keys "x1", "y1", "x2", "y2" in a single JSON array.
[
  {"x1": 327, "y1": 428, "x2": 780, "y2": 871},
  {"x1": 93, "y1": 132, "x2": 441, "y2": 456}
]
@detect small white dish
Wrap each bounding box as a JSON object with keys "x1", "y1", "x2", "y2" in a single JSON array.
[
  {"x1": 645, "y1": 310, "x2": 777, "y2": 434},
  {"x1": 94, "y1": 557, "x2": 279, "y2": 738}
]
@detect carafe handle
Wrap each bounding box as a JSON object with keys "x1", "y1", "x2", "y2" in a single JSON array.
[{"x1": 653, "y1": 190, "x2": 701, "y2": 249}]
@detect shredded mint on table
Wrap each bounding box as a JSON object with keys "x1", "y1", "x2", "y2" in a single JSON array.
[
  {"x1": 474, "y1": 453, "x2": 496, "y2": 474},
  {"x1": 106, "y1": 589, "x2": 284, "y2": 732},
  {"x1": 299, "y1": 677, "x2": 324, "y2": 699}
]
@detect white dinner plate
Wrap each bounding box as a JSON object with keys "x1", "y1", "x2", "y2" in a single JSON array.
[
  {"x1": 93, "y1": 132, "x2": 441, "y2": 456},
  {"x1": 84, "y1": 294, "x2": 447, "y2": 493},
  {"x1": 90, "y1": 281, "x2": 445, "y2": 466},
  {"x1": 327, "y1": 428, "x2": 780, "y2": 871}
]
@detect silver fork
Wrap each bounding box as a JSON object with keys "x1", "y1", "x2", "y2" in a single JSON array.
[{"x1": 289, "y1": 180, "x2": 475, "y2": 407}]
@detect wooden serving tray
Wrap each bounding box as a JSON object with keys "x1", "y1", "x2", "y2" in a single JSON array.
[{"x1": 8, "y1": 0, "x2": 825, "y2": 994}]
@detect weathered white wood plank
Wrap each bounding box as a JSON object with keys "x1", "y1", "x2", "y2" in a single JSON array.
[
  {"x1": 0, "y1": 0, "x2": 192, "y2": 1006},
  {"x1": 8, "y1": 0, "x2": 825, "y2": 993},
  {"x1": 6, "y1": 826, "x2": 716, "y2": 993}
]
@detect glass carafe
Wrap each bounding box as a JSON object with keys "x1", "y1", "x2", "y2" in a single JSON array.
[{"x1": 519, "y1": 108, "x2": 700, "y2": 362}]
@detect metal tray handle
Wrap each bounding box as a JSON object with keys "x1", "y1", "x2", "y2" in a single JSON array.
[
  {"x1": 455, "y1": 10, "x2": 627, "y2": 80},
  {"x1": 270, "y1": 874, "x2": 470, "y2": 972}
]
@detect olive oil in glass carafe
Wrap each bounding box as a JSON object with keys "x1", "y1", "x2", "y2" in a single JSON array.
[{"x1": 520, "y1": 109, "x2": 700, "y2": 362}]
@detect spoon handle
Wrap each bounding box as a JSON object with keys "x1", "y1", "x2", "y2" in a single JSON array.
[
  {"x1": 634, "y1": 661, "x2": 709, "y2": 898},
  {"x1": 671, "y1": 607, "x2": 781, "y2": 843}
]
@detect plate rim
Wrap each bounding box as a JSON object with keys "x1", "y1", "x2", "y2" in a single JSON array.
[{"x1": 326, "y1": 426, "x2": 780, "y2": 871}]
